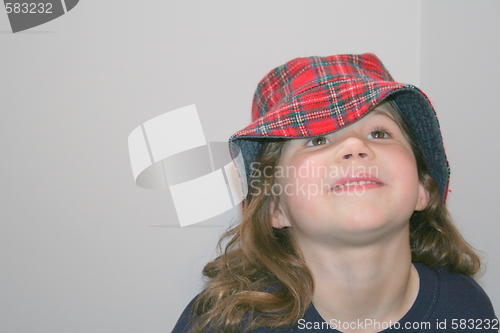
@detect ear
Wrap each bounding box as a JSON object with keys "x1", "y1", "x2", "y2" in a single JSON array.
[
  {"x1": 270, "y1": 200, "x2": 291, "y2": 229},
  {"x1": 414, "y1": 182, "x2": 430, "y2": 211}
]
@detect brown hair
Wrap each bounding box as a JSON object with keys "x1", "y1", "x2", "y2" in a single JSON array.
[{"x1": 187, "y1": 101, "x2": 481, "y2": 333}]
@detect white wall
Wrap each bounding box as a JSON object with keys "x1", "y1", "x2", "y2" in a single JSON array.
[
  {"x1": 0, "y1": 1, "x2": 496, "y2": 332},
  {"x1": 419, "y1": 0, "x2": 500, "y2": 312}
]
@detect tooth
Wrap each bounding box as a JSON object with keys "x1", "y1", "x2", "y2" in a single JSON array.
[{"x1": 333, "y1": 180, "x2": 379, "y2": 190}]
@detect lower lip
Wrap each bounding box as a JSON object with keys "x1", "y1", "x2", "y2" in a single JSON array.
[{"x1": 331, "y1": 183, "x2": 385, "y2": 193}]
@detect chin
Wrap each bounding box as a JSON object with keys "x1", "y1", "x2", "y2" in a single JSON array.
[{"x1": 337, "y1": 209, "x2": 397, "y2": 234}]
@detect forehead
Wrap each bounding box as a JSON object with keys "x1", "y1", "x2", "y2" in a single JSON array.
[
  {"x1": 371, "y1": 101, "x2": 401, "y2": 119},
  {"x1": 365, "y1": 108, "x2": 398, "y2": 124}
]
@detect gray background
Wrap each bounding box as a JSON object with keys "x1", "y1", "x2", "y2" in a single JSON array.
[{"x1": 1, "y1": 1, "x2": 499, "y2": 332}]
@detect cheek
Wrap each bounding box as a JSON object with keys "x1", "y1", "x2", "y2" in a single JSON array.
[
  {"x1": 385, "y1": 148, "x2": 421, "y2": 201},
  {"x1": 275, "y1": 155, "x2": 329, "y2": 215},
  {"x1": 276, "y1": 155, "x2": 327, "y2": 192},
  {"x1": 396, "y1": 150, "x2": 419, "y2": 181}
]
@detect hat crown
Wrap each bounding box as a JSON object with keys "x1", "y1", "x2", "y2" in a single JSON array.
[
  {"x1": 230, "y1": 53, "x2": 450, "y2": 201},
  {"x1": 252, "y1": 53, "x2": 394, "y2": 121}
]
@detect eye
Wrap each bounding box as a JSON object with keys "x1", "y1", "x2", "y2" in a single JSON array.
[
  {"x1": 306, "y1": 136, "x2": 330, "y2": 146},
  {"x1": 367, "y1": 128, "x2": 391, "y2": 139}
]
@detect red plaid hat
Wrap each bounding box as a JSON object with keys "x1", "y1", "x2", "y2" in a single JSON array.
[{"x1": 229, "y1": 53, "x2": 450, "y2": 200}]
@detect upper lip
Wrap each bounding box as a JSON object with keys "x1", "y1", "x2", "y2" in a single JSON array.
[{"x1": 331, "y1": 175, "x2": 385, "y2": 191}]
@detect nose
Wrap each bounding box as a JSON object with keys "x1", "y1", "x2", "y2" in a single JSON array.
[
  {"x1": 343, "y1": 152, "x2": 368, "y2": 159},
  {"x1": 337, "y1": 137, "x2": 372, "y2": 161}
]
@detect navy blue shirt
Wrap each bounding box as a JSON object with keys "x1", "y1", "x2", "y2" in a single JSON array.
[{"x1": 172, "y1": 263, "x2": 498, "y2": 332}]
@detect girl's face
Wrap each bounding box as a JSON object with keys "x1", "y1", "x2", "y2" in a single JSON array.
[{"x1": 270, "y1": 103, "x2": 429, "y2": 246}]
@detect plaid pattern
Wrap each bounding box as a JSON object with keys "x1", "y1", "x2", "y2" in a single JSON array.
[{"x1": 229, "y1": 53, "x2": 450, "y2": 200}]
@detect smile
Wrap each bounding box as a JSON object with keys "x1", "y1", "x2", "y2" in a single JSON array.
[{"x1": 332, "y1": 180, "x2": 385, "y2": 191}]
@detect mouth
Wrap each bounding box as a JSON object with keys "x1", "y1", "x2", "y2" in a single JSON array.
[
  {"x1": 331, "y1": 178, "x2": 385, "y2": 192},
  {"x1": 332, "y1": 180, "x2": 384, "y2": 190}
]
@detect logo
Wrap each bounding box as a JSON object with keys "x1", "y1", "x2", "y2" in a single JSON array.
[
  {"x1": 128, "y1": 105, "x2": 246, "y2": 227},
  {"x1": 3, "y1": 0, "x2": 79, "y2": 33}
]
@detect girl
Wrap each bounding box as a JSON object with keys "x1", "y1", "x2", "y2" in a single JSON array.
[{"x1": 172, "y1": 53, "x2": 497, "y2": 332}]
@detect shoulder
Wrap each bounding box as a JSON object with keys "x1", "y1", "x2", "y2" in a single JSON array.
[
  {"x1": 417, "y1": 263, "x2": 497, "y2": 319},
  {"x1": 437, "y1": 267, "x2": 496, "y2": 317},
  {"x1": 172, "y1": 295, "x2": 200, "y2": 333}
]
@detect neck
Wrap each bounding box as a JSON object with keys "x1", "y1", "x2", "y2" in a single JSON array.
[{"x1": 297, "y1": 228, "x2": 419, "y2": 333}]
